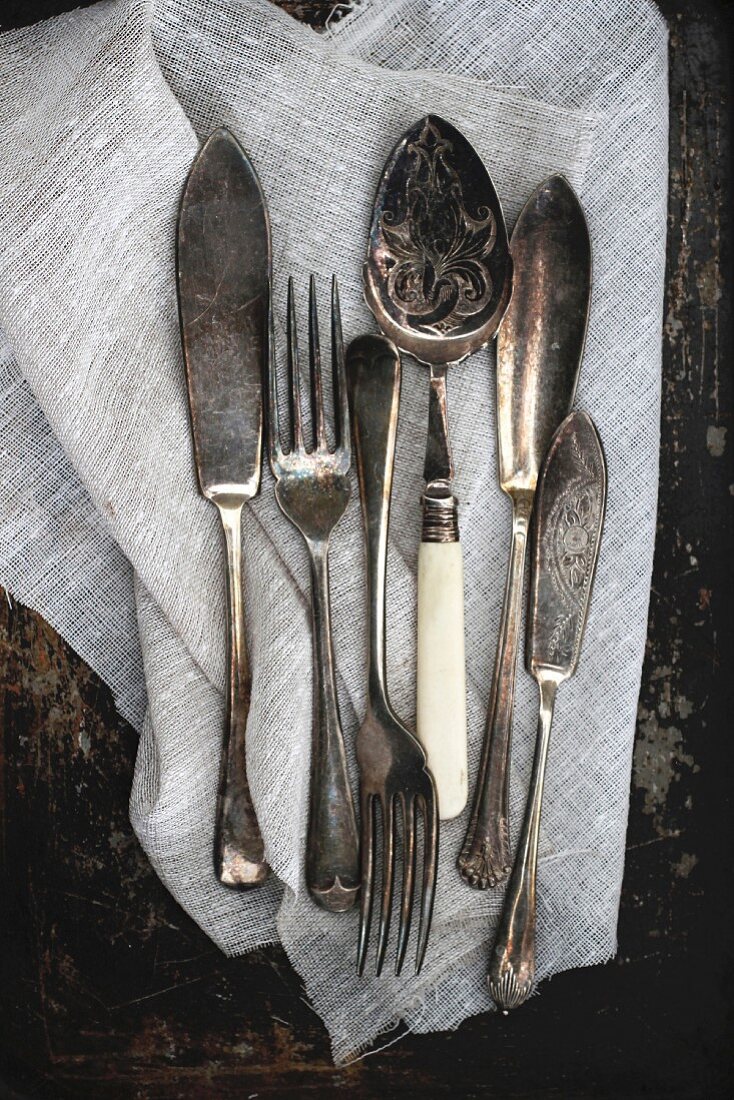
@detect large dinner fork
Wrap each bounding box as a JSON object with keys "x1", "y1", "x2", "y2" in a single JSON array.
[
  {"x1": 267, "y1": 275, "x2": 359, "y2": 913},
  {"x1": 346, "y1": 333, "x2": 439, "y2": 976}
]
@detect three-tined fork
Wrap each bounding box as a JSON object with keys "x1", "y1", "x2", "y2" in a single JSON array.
[
  {"x1": 267, "y1": 275, "x2": 360, "y2": 913},
  {"x1": 346, "y1": 333, "x2": 439, "y2": 976}
]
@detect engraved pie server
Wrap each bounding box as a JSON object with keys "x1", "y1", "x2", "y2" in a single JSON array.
[
  {"x1": 364, "y1": 115, "x2": 512, "y2": 820},
  {"x1": 459, "y1": 176, "x2": 591, "y2": 889},
  {"x1": 488, "y1": 411, "x2": 606, "y2": 1012}
]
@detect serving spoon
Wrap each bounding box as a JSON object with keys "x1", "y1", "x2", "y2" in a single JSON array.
[{"x1": 364, "y1": 115, "x2": 512, "y2": 819}]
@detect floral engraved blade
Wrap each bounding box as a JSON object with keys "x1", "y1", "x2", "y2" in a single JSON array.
[
  {"x1": 381, "y1": 118, "x2": 495, "y2": 334},
  {"x1": 364, "y1": 114, "x2": 512, "y2": 353},
  {"x1": 527, "y1": 411, "x2": 607, "y2": 679}
]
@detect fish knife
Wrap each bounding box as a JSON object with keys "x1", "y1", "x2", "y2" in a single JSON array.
[
  {"x1": 177, "y1": 127, "x2": 270, "y2": 887},
  {"x1": 488, "y1": 410, "x2": 606, "y2": 1010}
]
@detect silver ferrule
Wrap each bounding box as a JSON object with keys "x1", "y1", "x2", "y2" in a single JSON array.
[{"x1": 422, "y1": 491, "x2": 459, "y2": 543}]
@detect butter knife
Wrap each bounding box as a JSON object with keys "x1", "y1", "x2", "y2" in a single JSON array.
[
  {"x1": 177, "y1": 128, "x2": 270, "y2": 887},
  {"x1": 488, "y1": 411, "x2": 606, "y2": 1011}
]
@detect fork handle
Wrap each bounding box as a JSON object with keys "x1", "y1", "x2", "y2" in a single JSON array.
[
  {"x1": 346, "y1": 334, "x2": 401, "y2": 715},
  {"x1": 214, "y1": 499, "x2": 269, "y2": 887},
  {"x1": 305, "y1": 540, "x2": 360, "y2": 912}
]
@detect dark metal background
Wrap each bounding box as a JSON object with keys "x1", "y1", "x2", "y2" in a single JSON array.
[{"x1": 1, "y1": 1, "x2": 732, "y2": 1096}]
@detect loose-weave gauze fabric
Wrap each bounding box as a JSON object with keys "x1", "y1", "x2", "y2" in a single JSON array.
[{"x1": 0, "y1": 0, "x2": 667, "y2": 1062}]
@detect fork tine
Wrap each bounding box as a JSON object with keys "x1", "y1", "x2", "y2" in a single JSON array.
[
  {"x1": 375, "y1": 794, "x2": 396, "y2": 976},
  {"x1": 287, "y1": 277, "x2": 303, "y2": 452},
  {"x1": 309, "y1": 275, "x2": 327, "y2": 452},
  {"x1": 266, "y1": 286, "x2": 285, "y2": 469},
  {"x1": 331, "y1": 276, "x2": 350, "y2": 457},
  {"x1": 395, "y1": 794, "x2": 416, "y2": 976},
  {"x1": 415, "y1": 788, "x2": 439, "y2": 975},
  {"x1": 357, "y1": 793, "x2": 376, "y2": 976}
]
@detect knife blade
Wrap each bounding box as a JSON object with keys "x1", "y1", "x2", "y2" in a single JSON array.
[
  {"x1": 489, "y1": 410, "x2": 606, "y2": 1011},
  {"x1": 527, "y1": 409, "x2": 606, "y2": 679},
  {"x1": 177, "y1": 127, "x2": 270, "y2": 887},
  {"x1": 178, "y1": 127, "x2": 268, "y2": 497}
]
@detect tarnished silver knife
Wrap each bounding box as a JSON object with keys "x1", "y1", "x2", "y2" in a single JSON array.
[
  {"x1": 460, "y1": 176, "x2": 591, "y2": 888},
  {"x1": 177, "y1": 127, "x2": 270, "y2": 887},
  {"x1": 488, "y1": 410, "x2": 606, "y2": 1011}
]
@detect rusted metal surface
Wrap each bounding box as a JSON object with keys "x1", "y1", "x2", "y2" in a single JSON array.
[{"x1": 1, "y1": 0, "x2": 732, "y2": 1097}]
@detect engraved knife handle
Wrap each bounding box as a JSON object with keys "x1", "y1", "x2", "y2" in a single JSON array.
[
  {"x1": 304, "y1": 540, "x2": 360, "y2": 912},
  {"x1": 459, "y1": 492, "x2": 532, "y2": 888},
  {"x1": 215, "y1": 499, "x2": 269, "y2": 887},
  {"x1": 489, "y1": 673, "x2": 558, "y2": 1012}
]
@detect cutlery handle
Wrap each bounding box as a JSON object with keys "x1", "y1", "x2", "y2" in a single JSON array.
[
  {"x1": 305, "y1": 540, "x2": 360, "y2": 911},
  {"x1": 459, "y1": 493, "x2": 532, "y2": 887},
  {"x1": 215, "y1": 499, "x2": 269, "y2": 887},
  {"x1": 416, "y1": 539, "x2": 468, "y2": 819},
  {"x1": 489, "y1": 673, "x2": 557, "y2": 1012},
  {"x1": 346, "y1": 334, "x2": 401, "y2": 713}
]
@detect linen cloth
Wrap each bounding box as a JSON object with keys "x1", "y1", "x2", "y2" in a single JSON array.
[{"x1": 0, "y1": 0, "x2": 668, "y2": 1062}]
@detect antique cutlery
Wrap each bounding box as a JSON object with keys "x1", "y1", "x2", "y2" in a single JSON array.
[
  {"x1": 177, "y1": 127, "x2": 269, "y2": 887},
  {"x1": 460, "y1": 176, "x2": 591, "y2": 888},
  {"x1": 346, "y1": 333, "x2": 439, "y2": 976},
  {"x1": 488, "y1": 411, "x2": 606, "y2": 1012},
  {"x1": 364, "y1": 115, "x2": 512, "y2": 819},
  {"x1": 267, "y1": 275, "x2": 359, "y2": 912}
]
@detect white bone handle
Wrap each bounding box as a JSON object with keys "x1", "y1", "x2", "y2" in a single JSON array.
[{"x1": 416, "y1": 540, "x2": 468, "y2": 819}]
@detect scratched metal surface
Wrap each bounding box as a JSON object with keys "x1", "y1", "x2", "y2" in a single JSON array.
[{"x1": 1, "y1": 1, "x2": 732, "y2": 1096}]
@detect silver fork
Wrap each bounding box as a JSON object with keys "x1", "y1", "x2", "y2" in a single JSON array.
[
  {"x1": 267, "y1": 275, "x2": 359, "y2": 913},
  {"x1": 346, "y1": 333, "x2": 439, "y2": 976}
]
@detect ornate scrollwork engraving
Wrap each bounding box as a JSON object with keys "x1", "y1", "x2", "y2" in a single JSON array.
[
  {"x1": 380, "y1": 118, "x2": 497, "y2": 334},
  {"x1": 544, "y1": 428, "x2": 603, "y2": 666}
]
